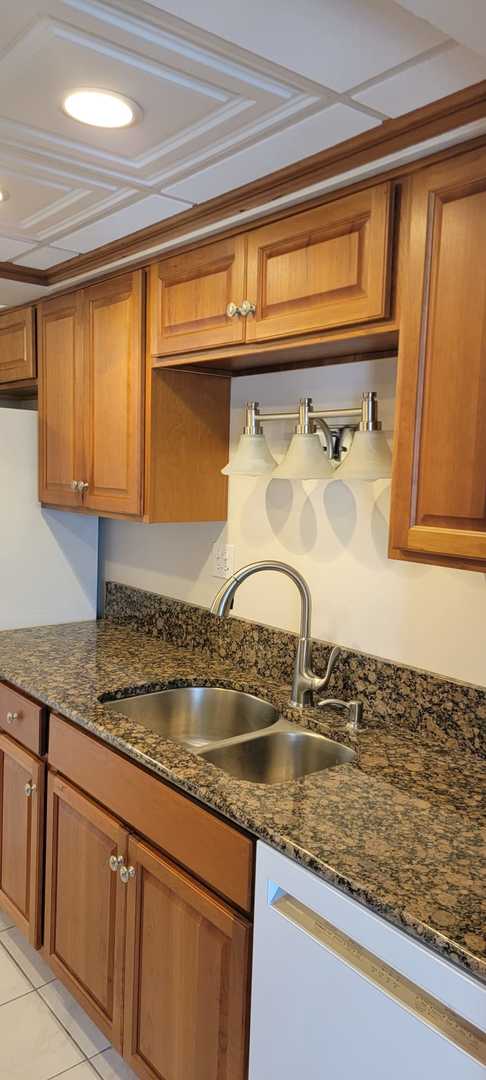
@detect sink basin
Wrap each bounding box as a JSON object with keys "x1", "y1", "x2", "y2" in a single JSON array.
[
  {"x1": 201, "y1": 729, "x2": 356, "y2": 784},
  {"x1": 102, "y1": 686, "x2": 279, "y2": 748}
]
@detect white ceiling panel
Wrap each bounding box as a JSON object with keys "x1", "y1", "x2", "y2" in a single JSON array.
[
  {"x1": 166, "y1": 104, "x2": 380, "y2": 204},
  {"x1": 0, "y1": 237, "x2": 35, "y2": 262},
  {"x1": 353, "y1": 43, "x2": 486, "y2": 117},
  {"x1": 144, "y1": 0, "x2": 446, "y2": 92},
  {"x1": 58, "y1": 192, "x2": 186, "y2": 252},
  {"x1": 14, "y1": 245, "x2": 80, "y2": 268},
  {"x1": 396, "y1": 1, "x2": 486, "y2": 59}
]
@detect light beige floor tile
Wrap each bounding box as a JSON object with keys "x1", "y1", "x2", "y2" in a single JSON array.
[
  {"x1": 91, "y1": 1048, "x2": 139, "y2": 1080},
  {"x1": 52, "y1": 1063, "x2": 99, "y2": 1078},
  {"x1": 0, "y1": 927, "x2": 55, "y2": 988},
  {"x1": 39, "y1": 980, "x2": 110, "y2": 1057},
  {"x1": 0, "y1": 908, "x2": 14, "y2": 932},
  {"x1": 0, "y1": 941, "x2": 32, "y2": 1005},
  {"x1": 0, "y1": 991, "x2": 83, "y2": 1079}
]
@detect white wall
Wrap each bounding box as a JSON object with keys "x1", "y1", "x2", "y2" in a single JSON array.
[{"x1": 101, "y1": 357, "x2": 486, "y2": 687}]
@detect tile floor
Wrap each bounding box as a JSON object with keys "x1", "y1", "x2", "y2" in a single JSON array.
[{"x1": 0, "y1": 907, "x2": 137, "y2": 1080}]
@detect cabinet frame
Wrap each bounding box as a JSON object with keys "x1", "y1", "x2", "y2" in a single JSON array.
[
  {"x1": 0, "y1": 733, "x2": 45, "y2": 946},
  {"x1": 0, "y1": 306, "x2": 36, "y2": 385}
]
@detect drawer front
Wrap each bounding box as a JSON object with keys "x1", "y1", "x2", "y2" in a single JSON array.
[
  {"x1": 0, "y1": 683, "x2": 45, "y2": 755},
  {"x1": 49, "y1": 715, "x2": 254, "y2": 913}
]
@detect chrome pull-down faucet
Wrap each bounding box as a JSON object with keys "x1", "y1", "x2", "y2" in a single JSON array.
[{"x1": 210, "y1": 560, "x2": 340, "y2": 707}]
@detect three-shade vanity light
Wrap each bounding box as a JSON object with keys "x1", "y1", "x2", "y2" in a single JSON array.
[{"x1": 222, "y1": 391, "x2": 392, "y2": 481}]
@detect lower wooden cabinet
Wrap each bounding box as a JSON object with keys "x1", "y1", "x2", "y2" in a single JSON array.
[
  {"x1": 123, "y1": 836, "x2": 251, "y2": 1080},
  {"x1": 44, "y1": 770, "x2": 252, "y2": 1078},
  {"x1": 44, "y1": 774, "x2": 127, "y2": 1048},
  {"x1": 0, "y1": 733, "x2": 45, "y2": 946}
]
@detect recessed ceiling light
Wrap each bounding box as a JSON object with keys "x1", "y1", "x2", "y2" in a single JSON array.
[
  {"x1": 0, "y1": 189, "x2": 10, "y2": 203},
  {"x1": 62, "y1": 89, "x2": 140, "y2": 128}
]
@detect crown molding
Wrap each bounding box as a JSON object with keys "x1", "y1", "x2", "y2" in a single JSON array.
[{"x1": 1, "y1": 79, "x2": 486, "y2": 294}]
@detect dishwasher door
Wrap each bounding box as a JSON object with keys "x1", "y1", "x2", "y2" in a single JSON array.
[{"x1": 249, "y1": 843, "x2": 485, "y2": 1080}]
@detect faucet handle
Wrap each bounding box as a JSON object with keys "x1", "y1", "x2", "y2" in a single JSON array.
[{"x1": 321, "y1": 645, "x2": 340, "y2": 688}]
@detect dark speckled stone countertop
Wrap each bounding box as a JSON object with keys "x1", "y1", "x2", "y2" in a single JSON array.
[{"x1": 0, "y1": 618, "x2": 484, "y2": 985}]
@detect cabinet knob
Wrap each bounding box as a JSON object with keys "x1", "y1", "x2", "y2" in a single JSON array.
[
  {"x1": 226, "y1": 302, "x2": 240, "y2": 318},
  {"x1": 108, "y1": 854, "x2": 124, "y2": 873},
  {"x1": 6, "y1": 712, "x2": 18, "y2": 724},
  {"x1": 119, "y1": 864, "x2": 136, "y2": 884},
  {"x1": 239, "y1": 300, "x2": 256, "y2": 317},
  {"x1": 78, "y1": 481, "x2": 89, "y2": 494},
  {"x1": 24, "y1": 781, "x2": 37, "y2": 797},
  {"x1": 70, "y1": 480, "x2": 80, "y2": 492}
]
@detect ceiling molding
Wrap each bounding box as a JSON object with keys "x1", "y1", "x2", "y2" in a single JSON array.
[{"x1": 1, "y1": 79, "x2": 485, "y2": 292}]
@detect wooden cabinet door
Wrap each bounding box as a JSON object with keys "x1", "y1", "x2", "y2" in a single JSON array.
[
  {"x1": 0, "y1": 734, "x2": 44, "y2": 947},
  {"x1": 123, "y1": 836, "x2": 251, "y2": 1080},
  {"x1": 245, "y1": 182, "x2": 393, "y2": 342},
  {"x1": 83, "y1": 272, "x2": 143, "y2": 516},
  {"x1": 38, "y1": 291, "x2": 85, "y2": 508},
  {"x1": 390, "y1": 147, "x2": 486, "y2": 569},
  {"x1": 0, "y1": 307, "x2": 35, "y2": 384},
  {"x1": 44, "y1": 774, "x2": 127, "y2": 1048},
  {"x1": 150, "y1": 236, "x2": 247, "y2": 356}
]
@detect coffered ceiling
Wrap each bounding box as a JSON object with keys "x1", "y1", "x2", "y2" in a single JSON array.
[{"x1": 0, "y1": 0, "x2": 485, "y2": 307}]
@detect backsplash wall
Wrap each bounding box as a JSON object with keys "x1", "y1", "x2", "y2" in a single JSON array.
[{"x1": 101, "y1": 356, "x2": 486, "y2": 688}]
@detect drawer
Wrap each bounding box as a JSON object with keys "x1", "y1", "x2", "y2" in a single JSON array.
[
  {"x1": 49, "y1": 714, "x2": 254, "y2": 913},
  {"x1": 0, "y1": 683, "x2": 46, "y2": 755}
]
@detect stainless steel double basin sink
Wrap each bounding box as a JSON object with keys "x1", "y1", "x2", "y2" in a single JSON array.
[{"x1": 103, "y1": 685, "x2": 356, "y2": 785}]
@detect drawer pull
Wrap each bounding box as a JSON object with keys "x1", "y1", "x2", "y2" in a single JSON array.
[
  {"x1": 6, "y1": 711, "x2": 18, "y2": 724},
  {"x1": 24, "y1": 781, "x2": 37, "y2": 797}
]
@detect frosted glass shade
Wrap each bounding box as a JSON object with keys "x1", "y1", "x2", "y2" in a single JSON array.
[
  {"x1": 221, "y1": 433, "x2": 277, "y2": 476},
  {"x1": 337, "y1": 430, "x2": 392, "y2": 481},
  {"x1": 272, "y1": 433, "x2": 334, "y2": 480}
]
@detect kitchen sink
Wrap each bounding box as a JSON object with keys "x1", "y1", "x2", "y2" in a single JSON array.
[
  {"x1": 200, "y1": 729, "x2": 356, "y2": 784},
  {"x1": 102, "y1": 685, "x2": 279, "y2": 748}
]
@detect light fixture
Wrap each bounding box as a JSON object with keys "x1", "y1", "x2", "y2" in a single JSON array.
[
  {"x1": 0, "y1": 189, "x2": 9, "y2": 203},
  {"x1": 272, "y1": 399, "x2": 335, "y2": 480},
  {"x1": 62, "y1": 89, "x2": 139, "y2": 128},
  {"x1": 222, "y1": 403, "x2": 277, "y2": 476},
  {"x1": 221, "y1": 388, "x2": 391, "y2": 482},
  {"x1": 336, "y1": 392, "x2": 392, "y2": 481}
]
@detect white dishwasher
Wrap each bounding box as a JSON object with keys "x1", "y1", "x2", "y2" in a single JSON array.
[{"x1": 249, "y1": 843, "x2": 485, "y2": 1080}]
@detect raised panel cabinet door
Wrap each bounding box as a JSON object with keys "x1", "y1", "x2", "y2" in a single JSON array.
[
  {"x1": 150, "y1": 236, "x2": 247, "y2": 356},
  {"x1": 83, "y1": 272, "x2": 143, "y2": 516},
  {"x1": 123, "y1": 836, "x2": 251, "y2": 1080},
  {"x1": 0, "y1": 734, "x2": 44, "y2": 947},
  {"x1": 245, "y1": 182, "x2": 393, "y2": 342},
  {"x1": 0, "y1": 306, "x2": 35, "y2": 384},
  {"x1": 44, "y1": 773, "x2": 127, "y2": 1048},
  {"x1": 38, "y1": 291, "x2": 85, "y2": 508},
  {"x1": 390, "y1": 147, "x2": 486, "y2": 569}
]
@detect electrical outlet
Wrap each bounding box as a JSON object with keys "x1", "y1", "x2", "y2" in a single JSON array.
[{"x1": 212, "y1": 543, "x2": 235, "y2": 579}]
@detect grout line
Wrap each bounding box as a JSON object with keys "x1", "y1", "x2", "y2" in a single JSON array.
[
  {"x1": 38, "y1": 983, "x2": 112, "y2": 1062},
  {"x1": 0, "y1": 929, "x2": 54, "y2": 989},
  {"x1": 0, "y1": 986, "x2": 37, "y2": 1008},
  {"x1": 46, "y1": 1059, "x2": 96, "y2": 1080}
]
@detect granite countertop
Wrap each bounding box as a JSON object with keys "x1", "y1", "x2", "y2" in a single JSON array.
[{"x1": 0, "y1": 618, "x2": 484, "y2": 985}]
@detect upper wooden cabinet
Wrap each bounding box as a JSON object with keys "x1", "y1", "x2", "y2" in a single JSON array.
[
  {"x1": 38, "y1": 272, "x2": 229, "y2": 522},
  {"x1": 0, "y1": 306, "x2": 36, "y2": 384},
  {"x1": 390, "y1": 147, "x2": 486, "y2": 571},
  {"x1": 150, "y1": 183, "x2": 394, "y2": 363},
  {"x1": 245, "y1": 183, "x2": 393, "y2": 342},
  {"x1": 150, "y1": 236, "x2": 246, "y2": 355}
]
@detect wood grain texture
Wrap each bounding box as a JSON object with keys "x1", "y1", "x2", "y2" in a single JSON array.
[
  {"x1": 245, "y1": 183, "x2": 393, "y2": 342},
  {"x1": 0, "y1": 682, "x2": 46, "y2": 755},
  {"x1": 83, "y1": 271, "x2": 144, "y2": 517},
  {"x1": 123, "y1": 836, "x2": 251, "y2": 1080},
  {"x1": 49, "y1": 715, "x2": 254, "y2": 913},
  {"x1": 0, "y1": 307, "x2": 35, "y2": 384},
  {"x1": 150, "y1": 236, "x2": 246, "y2": 355},
  {"x1": 145, "y1": 368, "x2": 229, "y2": 523},
  {"x1": 0, "y1": 734, "x2": 45, "y2": 947},
  {"x1": 38, "y1": 291, "x2": 84, "y2": 508},
  {"x1": 390, "y1": 144, "x2": 486, "y2": 568},
  {"x1": 44, "y1": 772, "x2": 127, "y2": 1048}
]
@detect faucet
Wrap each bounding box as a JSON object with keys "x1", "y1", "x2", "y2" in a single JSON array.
[{"x1": 210, "y1": 560, "x2": 340, "y2": 708}]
